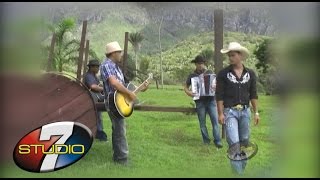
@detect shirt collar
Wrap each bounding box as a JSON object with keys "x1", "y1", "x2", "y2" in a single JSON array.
[
  {"x1": 194, "y1": 68, "x2": 207, "y2": 74},
  {"x1": 227, "y1": 64, "x2": 249, "y2": 72},
  {"x1": 86, "y1": 70, "x2": 97, "y2": 76},
  {"x1": 106, "y1": 58, "x2": 115, "y2": 64}
]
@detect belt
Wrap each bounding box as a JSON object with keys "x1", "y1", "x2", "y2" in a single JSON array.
[{"x1": 229, "y1": 104, "x2": 249, "y2": 111}]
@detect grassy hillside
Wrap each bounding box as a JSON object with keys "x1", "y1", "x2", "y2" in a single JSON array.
[
  {"x1": 139, "y1": 23, "x2": 203, "y2": 55},
  {"x1": 148, "y1": 31, "x2": 272, "y2": 84},
  {"x1": 72, "y1": 16, "x2": 272, "y2": 86},
  {"x1": 86, "y1": 14, "x2": 144, "y2": 60},
  {"x1": 85, "y1": 17, "x2": 207, "y2": 60},
  {"x1": 86, "y1": 13, "x2": 271, "y2": 61}
]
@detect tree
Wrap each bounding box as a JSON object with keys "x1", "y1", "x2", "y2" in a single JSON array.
[
  {"x1": 254, "y1": 39, "x2": 277, "y2": 95},
  {"x1": 120, "y1": 53, "x2": 136, "y2": 82},
  {"x1": 200, "y1": 48, "x2": 214, "y2": 70},
  {"x1": 128, "y1": 32, "x2": 144, "y2": 76},
  {"x1": 43, "y1": 17, "x2": 98, "y2": 73},
  {"x1": 139, "y1": 55, "x2": 151, "y2": 73},
  {"x1": 49, "y1": 18, "x2": 76, "y2": 72},
  {"x1": 254, "y1": 39, "x2": 273, "y2": 74}
]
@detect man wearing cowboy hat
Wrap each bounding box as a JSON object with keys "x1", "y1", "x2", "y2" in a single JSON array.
[
  {"x1": 216, "y1": 42, "x2": 259, "y2": 174},
  {"x1": 184, "y1": 55, "x2": 223, "y2": 148},
  {"x1": 84, "y1": 59, "x2": 108, "y2": 142},
  {"x1": 100, "y1": 41, "x2": 149, "y2": 165}
]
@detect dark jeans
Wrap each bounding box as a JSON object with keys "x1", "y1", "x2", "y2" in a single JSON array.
[
  {"x1": 195, "y1": 97, "x2": 221, "y2": 144},
  {"x1": 107, "y1": 111, "x2": 128, "y2": 163},
  {"x1": 97, "y1": 111, "x2": 104, "y2": 132}
]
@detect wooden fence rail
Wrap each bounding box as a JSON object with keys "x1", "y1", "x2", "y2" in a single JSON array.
[{"x1": 95, "y1": 102, "x2": 196, "y2": 113}]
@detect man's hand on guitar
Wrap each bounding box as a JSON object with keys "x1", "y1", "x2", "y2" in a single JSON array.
[
  {"x1": 140, "y1": 81, "x2": 150, "y2": 92},
  {"x1": 127, "y1": 91, "x2": 137, "y2": 102}
]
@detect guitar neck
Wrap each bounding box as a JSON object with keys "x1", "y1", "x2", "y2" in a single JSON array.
[{"x1": 132, "y1": 77, "x2": 152, "y2": 94}]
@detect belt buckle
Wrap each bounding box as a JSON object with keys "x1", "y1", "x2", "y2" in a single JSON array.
[{"x1": 235, "y1": 104, "x2": 243, "y2": 110}]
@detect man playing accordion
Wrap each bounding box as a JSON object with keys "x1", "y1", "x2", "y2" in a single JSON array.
[{"x1": 184, "y1": 55, "x2": 223, "y2": 148}]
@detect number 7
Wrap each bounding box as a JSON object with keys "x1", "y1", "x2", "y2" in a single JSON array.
[{"x1": 39, "y1": 122, "x2": 74, "y2": 172}]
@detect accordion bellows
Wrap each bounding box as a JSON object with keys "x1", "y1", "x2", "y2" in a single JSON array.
[{"x1": 191, "y1": 73, "x2": 216, "y2": 101}]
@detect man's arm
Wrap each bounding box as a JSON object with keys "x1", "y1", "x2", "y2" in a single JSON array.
[
  {"x1": 184, "y1": 74, "x2": 195, "y2": 97},
  {"x1": 250, "y1": 99, "x2": 258, "y2": 113},
  {"x1": 184, "y1": 84, "x2": 194, "y2": 97},
  {"x1": 250, "y1": 99, "x2": 259, "y2": 125},
  {"x1": 217, "y1": 101, "x2": 224, "y2": 116},
  {"x1": 100, "y1": 63, "x2": 136, "y2": 101},
  {"x1": 108, "y1": 76, "x2": 136, "y2": 101},
  {"x1": 249, "y1": 70, "x2": 259, "y2": 125},
  {"x1": 85, "y1": 74, "x2": 104, "y2": 92},
  {"x1": 217, "y1": 100, "x2": 225, "y2": 124},
  {"x1": 216, "y1": 71, "x2": 225, "y2": 124},
  {"x1": 89, "y1": 84, "x2": 103, "y2": 92}
]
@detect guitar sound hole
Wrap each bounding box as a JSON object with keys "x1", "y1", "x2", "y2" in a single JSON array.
[{"x1": 124, "y1": 98, "x2": 130, "y2": 106}]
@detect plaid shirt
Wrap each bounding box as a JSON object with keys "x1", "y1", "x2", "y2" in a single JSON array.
[{"x1": 100, "y1": 58, "x2": 125, "y2": 93}]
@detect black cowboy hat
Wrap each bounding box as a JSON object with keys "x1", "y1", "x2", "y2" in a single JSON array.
[
  {"x1": 191, "y1": 55, "x2": 206, "y2": 63},
  {"x1": 87, "y1": 59, "x2": 101, "y2": 66}
]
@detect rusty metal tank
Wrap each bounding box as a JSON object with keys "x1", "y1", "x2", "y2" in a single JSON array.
[{"x1": 1, "y1": 72, "x2": 98, "y2": 163}]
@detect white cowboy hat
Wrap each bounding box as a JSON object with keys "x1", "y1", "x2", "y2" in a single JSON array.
[
  {"x1": 106, "y1": 41, "x2": 123, "y2": 54},
  {"x1": 220, "y1": 42, "x2": 249, "y2": 57}
]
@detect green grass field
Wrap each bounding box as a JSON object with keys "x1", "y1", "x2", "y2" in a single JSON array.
[{"x1": 1, "y1": 85, "x2": 318, "y2": 178}]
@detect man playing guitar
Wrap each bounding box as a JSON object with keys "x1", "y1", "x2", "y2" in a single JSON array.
[
  {"x1": 84, "y1": 59, "x2": 108, "y2": 142},
  {"x1": 100, "y1": 41, "x2": 149, "y2": 165}
]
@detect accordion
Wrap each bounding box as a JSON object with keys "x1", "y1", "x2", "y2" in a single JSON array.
[{"x1": 191, "y1": 73, "x2": 216, "y2": 100}]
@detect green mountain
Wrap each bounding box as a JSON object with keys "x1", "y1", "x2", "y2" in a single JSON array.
[
  {"x1": 147, "y1": 31, "x2": 271, "y2": 84},
  {"x1": 40, "y1": 2, "x2": 273, "y2": 85},
  {"x1": 46, "y1": 2, "x2": 275, "y2": 59}
]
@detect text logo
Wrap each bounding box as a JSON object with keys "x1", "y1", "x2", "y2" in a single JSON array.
[{"x1": 13, "y1": 121, "x2": 93, "y2": 173}]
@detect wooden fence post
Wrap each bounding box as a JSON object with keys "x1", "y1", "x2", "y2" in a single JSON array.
[
  {"x1": 82, "y1": 40, "x2": 90, "y2": 82},
  {"x1": 77, "y1": 20, "x2": 87, "y2": 81},
  {"x1": 214, "y1": 9, "x2": 225, "y2": 139}
]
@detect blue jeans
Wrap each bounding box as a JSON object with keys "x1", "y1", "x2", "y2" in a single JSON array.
[
  {"x1": 97, "y1": 111, "x2": 104, "y2": 132},
  {"x1": 195, "y1": 98, "x2": 221, "y2": 144},
  {"x1": 107, "y1": 111, "x2": 128, "y2": 162},
  {"x1": 224, "y1": 107, "x2": 251, "y2": 175}
]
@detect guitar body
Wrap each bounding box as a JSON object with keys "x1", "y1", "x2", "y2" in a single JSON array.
[
  {"x1": 90, "y1": 91, "x2": 105, "y2": 102},
  {"x1": 107, "y1": 83, "x2": 136, "y2": 119},
  {"x1": 108, "y1": 91, "x2": 133, "y2": 119},
  {"x1": 107, "y1": 74, "x2": 153, "y2": 119}
]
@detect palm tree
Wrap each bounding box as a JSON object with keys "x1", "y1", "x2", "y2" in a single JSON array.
[
  {"x1": 128, "y1": 32, "x2": 144, "y2": 76},
  {"x1": 44, "y1": 18, "x2": 98, "y2": 72},
  {"x1": 49, "y1": 18, "x2": 76, "y2": 72}
]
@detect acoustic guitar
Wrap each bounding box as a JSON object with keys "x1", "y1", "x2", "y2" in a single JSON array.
[
  {"x1": 107, "y1": 73, "x2": 153, "y2": 119},
  {"x1": 89, "y1": 84, "x2": 105, "y2": 102}
]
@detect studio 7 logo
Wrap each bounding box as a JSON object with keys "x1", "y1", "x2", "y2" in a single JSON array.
[{"x1": 13, "y1": 121, "x2": 93, "y2": 173}]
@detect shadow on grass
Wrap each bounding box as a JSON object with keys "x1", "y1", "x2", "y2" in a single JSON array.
[{"x1": 158, "y1": 127, "x2": 200, "y2": 147}]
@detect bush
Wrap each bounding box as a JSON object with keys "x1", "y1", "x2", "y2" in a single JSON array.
[
  {"x1": 163, "y1": 74, "x2": 177, "y2": 85},
  {"x1": 123, "y1": 53, "x2": 136, "y2": 82},
  {"x1": 139, "y1": 55, "x2": 150, "y2": 73},
  {"x1": 256, "y1": 79, "x2": 266, "y2": 94},
  {"x1": 172, "y1": 66, "x2": 194, "y2": 84}
]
